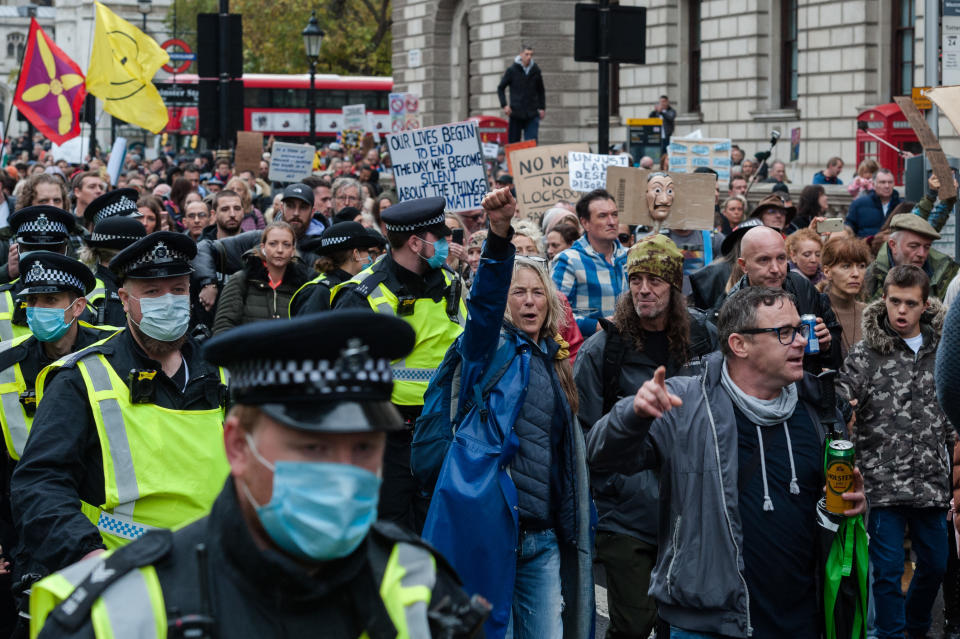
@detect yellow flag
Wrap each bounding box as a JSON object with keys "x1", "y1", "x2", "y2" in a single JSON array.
[{"x1": 85, "y1": 1, "x2": 170, "y2": 133}]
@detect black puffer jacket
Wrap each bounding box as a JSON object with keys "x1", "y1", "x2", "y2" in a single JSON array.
[
  {"x1": 497, "y1": 58, "x2": 546, "y2": 120},
  {"x1": 212, "y1": 249, "x2": 312, "y2": 334}
]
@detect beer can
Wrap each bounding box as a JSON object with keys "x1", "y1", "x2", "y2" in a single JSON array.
[
  {"x1": 825, "y1": 439, "x2": 855, "y2": 515},
  {"x1": 800, "y1": 314, "x2": 819, "y2": 354}
]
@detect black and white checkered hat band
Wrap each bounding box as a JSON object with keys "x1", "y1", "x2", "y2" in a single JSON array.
[
  {"x1": 383, "y1": 212, "x2": 446, "y2": 233},
  {"x1": 90, "y1": 232, "x2": 143, "y2": 243},
  {"x1": 229, "y1": 356, "x2": 393, "y2": 396},
  {"x1": 321, "y1": 235, "x2": 350, "y2": 248},
  {"x1": 25, "y1": 261, "x2": 84, "y2": 291},
  {"x1": 93, "y1": 196, "x2": 137, "y2": 225},
  {"x1": 18, "y1": 216, "x2": 68, "y2": 236}
]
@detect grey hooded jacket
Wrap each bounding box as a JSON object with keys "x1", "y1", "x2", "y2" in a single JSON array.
[{"x1": 585, "y1": 351, "x2": 838, "y2": 638}]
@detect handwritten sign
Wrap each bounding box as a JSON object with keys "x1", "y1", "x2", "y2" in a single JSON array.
[
  {"x1": 668, "y1": 136, "x2": 732, "y2": 181},
  {"x1": 568, "y1": 152, "x2": 629, "y2": 191},
  {"x1": 482, "y1": 142, "x2": 500, "y2": 159},
  {"x1": 387, "y1": 120, "x2": 488, "y2": 212},
  {"x1": 606, "y1": 167, "x2": 717, "y2": 230},
  {"x1": 267, "y1": 141, "x2": 315, "y2": 183},
  {"x1": 342, "y1": 104, "x2": 366, "y2": 131},
  {"x1": 509, "y1": 143, "x2": 589, "y2": 221}
]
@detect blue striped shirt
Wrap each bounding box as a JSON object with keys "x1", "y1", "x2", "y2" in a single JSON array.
[{"x1": 550, "y1": 234, "x2": 628, "y2": 337}]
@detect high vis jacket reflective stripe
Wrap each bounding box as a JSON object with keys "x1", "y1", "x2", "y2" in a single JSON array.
[
  {"x1": 73, "y1": 354, "x2": 228, "y2": 548},
  {"x1": 31, "y1": 540, "x2": 435, "y2": 639},
  {"x1": 0, "y1": 334, "x2": 31, "y2": 459},
  {"x1": 88, "y1": 279, "x2": 106, "y2": 306},
  {"x1": 336, "y1": 267, "x2": 464, "y2": 407},
  {"x1": 288, "y1": 273, "x2": 330, "y2": 317},
  {"x1": 0, "y1": 288, "x2": 30, "y2": 343},
  {"x1": 30, "y1": 554, "x2": 166, "y2": 639},
  {"x1": 374, "y1": 542, "x2": 437, "y2": 639}
]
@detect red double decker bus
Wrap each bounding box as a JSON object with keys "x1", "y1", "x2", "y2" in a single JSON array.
[{"x1": 157, "y1": 73, "x2": 393, "y2": 141}]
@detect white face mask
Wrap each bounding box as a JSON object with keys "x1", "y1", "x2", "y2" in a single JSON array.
[{"x1": 129, "y1": 293, "x2": 191, "y2": 342}]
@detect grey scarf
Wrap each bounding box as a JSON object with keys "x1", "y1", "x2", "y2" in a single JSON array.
[{"x1": 720, "y1": 359, "x2": 800, "y2": 511}]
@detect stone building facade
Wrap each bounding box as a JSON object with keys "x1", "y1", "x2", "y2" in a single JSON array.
[{"x1": 391, "y1": 0, "x2": 957, "y2": 184}]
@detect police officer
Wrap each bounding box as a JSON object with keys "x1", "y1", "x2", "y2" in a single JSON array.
[
  {"x1": 289, "y1": 222, "x2": 382, "y2": 316},
  {"x1": 10, "y1": 231, "x2": 229, "y2": 592},
  {"x1": 80, "y1": 189, "x2": 141, "y2": 234},
  {"x1": 333, "y1": 197, "x2": 465, "y2": 531},
  {"x1": 0, "y1": 206, "x2": 84, "y2": 340},
  {"x1": 84, "y1": 216, "x2": 146, "y2": 327},
  {"x1": 29, "y1": 312, "x2": 490, "y2": 639},
  {"x1": 0, "y1": 253, "x2": 114, "y2": 637}
]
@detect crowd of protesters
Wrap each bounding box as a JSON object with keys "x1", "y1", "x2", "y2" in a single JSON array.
[{"x1": 4, "y1": 123, "x2": 960, "y2": 639}]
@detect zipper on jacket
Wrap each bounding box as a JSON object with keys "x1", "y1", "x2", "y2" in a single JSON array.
[
  {"x1": 666, "y1": 514, "x2": 682, "y2": 596},
  {"x1": 702, "y1": 363, "x2": 753, "y2": 637}
]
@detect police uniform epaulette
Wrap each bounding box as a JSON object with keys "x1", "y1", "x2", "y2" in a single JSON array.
[
  {"x1": 369, "y1": 521, "x2": 463, "y2": 585},
  {"x1": 48, "y1": 530, "x2": 173, "y2": 632},
  {"x1": 0, "y1": 280, "x2": 18, "y2": 293},
  {"x1": 54, "y1": 333, "x2": 119, "y2": 369},
  {"x1": 0, "y1": 334, "x2": 31, "y2": 369}
]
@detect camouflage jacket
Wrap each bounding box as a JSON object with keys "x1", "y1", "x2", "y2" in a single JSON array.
[{"x1": 838, "y1": 297, "x2": 951, "y2": 509}]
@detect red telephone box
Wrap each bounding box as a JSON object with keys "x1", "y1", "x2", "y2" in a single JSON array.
[
  {"x1": 468, "y1": 115, "x2": 509, "y2": 145},
  {"x1": 856, "y1": 103, "x2": 921, "y2": 185}
]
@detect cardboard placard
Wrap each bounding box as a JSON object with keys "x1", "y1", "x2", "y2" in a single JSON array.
[
  {"x1": 234, "y1": 131, "x2": 263, "y2": 174},
  {"x1": 568, "y1": 151, "x2": 629, "y2": 191},
  {"x1": 894, "y1": 95, "x2": 958, "y2": 200},
  {"x1": 504, "y1": 139, "x2": 536, "y2": 176},
  {"x1": 606, "y1": 166, "x2": 717, "y2": 230},
  {"x1": 386, "y1": 120, "x2": 487, "y2": 212},
  {"x1": 267, "y1": 141, "x2": 315, "y2": 183},
  {"x1": 667, "y1": 137, "x2": 732, "y2": 181},
  {"x1": 509, "y1": 143, "x2": 589, "y2": 221},
  {"x1": 342, "y1": 104, "x2": 366, "y2": 131}
]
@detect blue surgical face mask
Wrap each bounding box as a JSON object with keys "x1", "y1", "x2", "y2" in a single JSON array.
[
  {"x1": 419, "y1": 237, "x2": 449, "y2": 269},
  {"x1": 26, "y1": 299, "x2": 78, "y2": 342},
  {"x1": 240, "y1": 433, "x2": 381, "y2": 561},
  {"x1": 129, "y1": 293, "x2": 191, "y2": 342}
]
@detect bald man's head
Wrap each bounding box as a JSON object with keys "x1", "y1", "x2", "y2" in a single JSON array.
[{"x1": 738, "y1": 226, "x2": 788, "y2": 288}]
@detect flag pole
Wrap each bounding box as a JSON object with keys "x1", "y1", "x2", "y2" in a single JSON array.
[{"x1": 2, "y1": 20, "x2": 31, "y2": 168}]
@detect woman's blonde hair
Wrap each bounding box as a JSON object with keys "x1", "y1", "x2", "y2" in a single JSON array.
[
  {"x1": 504, "y1": 258, "x2": 579, "y2": 413},
  {"x1": 226, "y1": 177, "x2": 253, "y2": 213}
]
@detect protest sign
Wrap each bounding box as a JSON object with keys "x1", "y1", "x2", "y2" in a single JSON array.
[
  {"x1": 667, "y1": 136, "x2": 732, "y2": 181},
  {"x1": 387, "y1": 120, "x2": 487, "y2": 212},
  {"x1": 482, "y1": 142, "x2": 499, "y2": 159},
  {"x1": 342, "y1": 104, "x2": 366, "y2": 131},
  {"x1": 606, "y1": 166, "x2": 717, "y2": 230},
  {"x1": 504, "y1": 140, "x2": 536, "y2": 175},
  {"x1": 234, "y1": 131, "x2": 264, "y2": 174},
  {"x1": 894, "y1": 95, "x2": 958, "y2": 200},
  {"x1": 509, "y1": 143, "x2": 589, "y2": 221},
  {"x1": 267, "y1": 141, "x2": 315, "y2": 183},
  {"x1": 568, "y1": 151, "x2": 629, "y2": 191}
]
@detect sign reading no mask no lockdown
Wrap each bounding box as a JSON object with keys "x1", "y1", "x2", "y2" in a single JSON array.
[{"x1": 387, "y1": 120, "x2": 487, "y2": 213}]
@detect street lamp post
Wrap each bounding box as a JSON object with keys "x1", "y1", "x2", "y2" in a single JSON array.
[
  {"x1": 302, "y1": 12, "x2": 324, "y2": 148},
  {"x1": 137, "y1": 0, "x2": 152, "y2": 32}
]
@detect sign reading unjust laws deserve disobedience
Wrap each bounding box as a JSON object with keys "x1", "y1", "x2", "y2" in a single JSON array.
[{"x1": 387, "y1": 120, "x2": 488, "y2": 213}]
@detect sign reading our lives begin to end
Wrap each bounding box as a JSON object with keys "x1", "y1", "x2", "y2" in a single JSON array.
[{"x1": 387, "y1": 120, "x2": 488, "y2": 212}]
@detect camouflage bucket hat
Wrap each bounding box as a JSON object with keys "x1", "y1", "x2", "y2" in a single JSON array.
[{"x1": 626, "y1": 233, "x2": 684, "y2": 290}]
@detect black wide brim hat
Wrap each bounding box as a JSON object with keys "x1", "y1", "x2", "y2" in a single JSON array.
[
  {"x1": 749, "y1": 194, "x2": 797, "y2": 228},
  {"x1": 720, "y1": 218, "x2": 765, "y2": 256},
  {"x1": 203, "y1": 310, "x2": 416, "y2": 433},
  {"x1": 108, "y1": 231, "x2": 196, "y2": 280},
  {"x1": 17, "y1": 250, "x2": 96, "y2": 297}
]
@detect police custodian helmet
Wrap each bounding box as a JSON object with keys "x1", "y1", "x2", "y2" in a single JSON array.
[{"x1": 203, "y1": 311, "x2": 416, "y2": 432}]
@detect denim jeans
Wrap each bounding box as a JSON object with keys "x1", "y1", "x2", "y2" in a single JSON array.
[
  {"x1": 505, "y1": 528, "x2": 563, "y2": 639},
  {"x1": 508, "y1": 116, "x2": 540, "y2": 143},
  {"x1": 670, "y1": 628, "x2": 737, "y2": 639},
  {"x1": 867, "y1": 506, "x2": 948, "y2": 639}
]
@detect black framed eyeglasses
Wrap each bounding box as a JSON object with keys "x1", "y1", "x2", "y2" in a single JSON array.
[{"x1": 738, "y1": 323, "x2": 810, "y2": 345}]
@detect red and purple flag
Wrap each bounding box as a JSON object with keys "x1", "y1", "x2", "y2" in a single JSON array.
[{"x1": 13, "y1": 18, "x2": 86, "y2": 145}]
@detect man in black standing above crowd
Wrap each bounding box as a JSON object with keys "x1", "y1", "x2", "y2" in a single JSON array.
[
  {"x1": 497, "y1": 44, "x2": 546, "y2": 143},
  {"x1": 650, "y1": 95, "x2": 676, "y2": 154}
]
